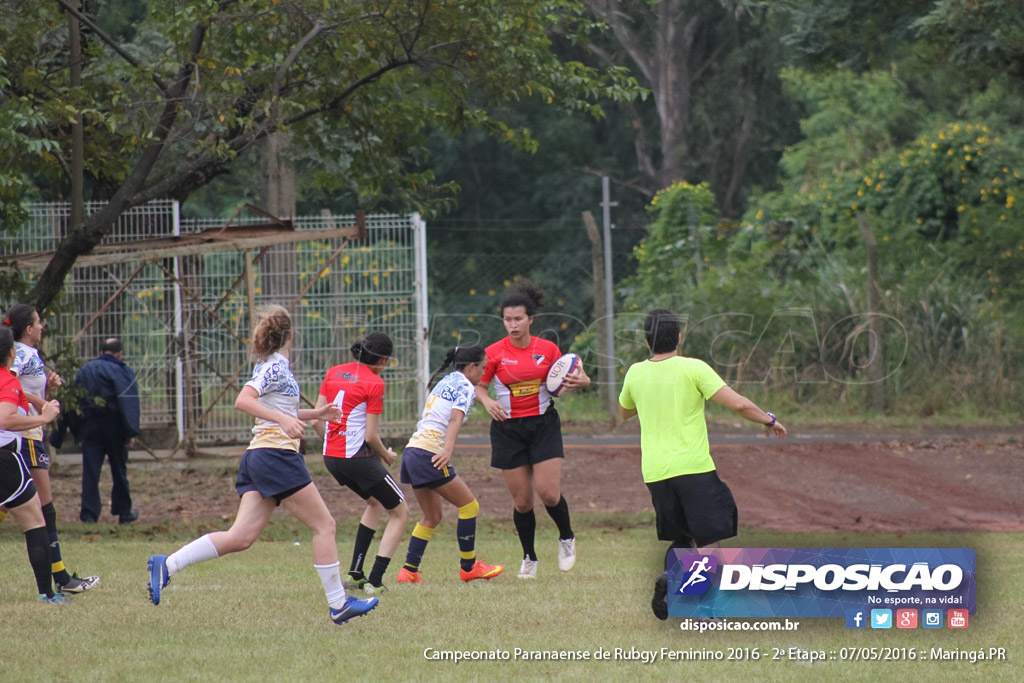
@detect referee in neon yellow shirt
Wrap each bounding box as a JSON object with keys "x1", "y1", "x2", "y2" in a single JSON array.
[{"x1": 618, "y1": 308, "x2": 787, "y2": 620}]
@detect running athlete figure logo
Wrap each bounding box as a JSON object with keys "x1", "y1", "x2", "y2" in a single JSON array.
[{"x1": 679, "y1": 556, "x2": 712, "y2": 594}]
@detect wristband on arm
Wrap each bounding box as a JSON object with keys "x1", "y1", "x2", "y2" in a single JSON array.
[{"x1": 764, "y1": 412, "x2": 776, "y2": 427}]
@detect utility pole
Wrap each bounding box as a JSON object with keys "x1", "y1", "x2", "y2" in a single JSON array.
[{"x1": 601, "y1": 177, "x2": 617, "y2": 420}]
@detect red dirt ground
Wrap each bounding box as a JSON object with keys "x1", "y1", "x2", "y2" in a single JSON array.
[{"x1": 48, "y1": 436, "x2": 1023, "y2": 532}]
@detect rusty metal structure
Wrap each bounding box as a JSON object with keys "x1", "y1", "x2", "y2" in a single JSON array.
[{"x1": 3, "y1": 201, "x2": 429, "y2": 453}]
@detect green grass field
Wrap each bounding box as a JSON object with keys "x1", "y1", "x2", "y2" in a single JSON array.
[{"x1": 0, "y1": 518, "x2": 1019, "y2": 681}]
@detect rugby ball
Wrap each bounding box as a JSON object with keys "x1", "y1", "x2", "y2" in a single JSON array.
[{"x1": 546, "y1": 353, "x2": 580, "y2": 397}]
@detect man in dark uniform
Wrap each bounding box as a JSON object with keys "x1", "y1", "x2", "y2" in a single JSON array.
[{"x1": 73, "y1": 337, "x2": 140, "y2": 523}]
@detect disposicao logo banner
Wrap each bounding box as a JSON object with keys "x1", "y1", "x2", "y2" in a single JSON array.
[{"x1": 667, "y1": 548, "x2": 976, "y2": 619}]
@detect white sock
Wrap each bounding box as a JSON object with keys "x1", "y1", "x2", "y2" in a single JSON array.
[
  {"x1": 166, "y1": 534, "x2": 219, "y2": 577},
  {"x1": 315, "y1": 561, "x2": 347, "y2": 609}
]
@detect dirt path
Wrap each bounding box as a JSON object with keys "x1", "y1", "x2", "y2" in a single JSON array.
[{"x1": 46, "y1": 437, "x2": 1024, "y2": 532}]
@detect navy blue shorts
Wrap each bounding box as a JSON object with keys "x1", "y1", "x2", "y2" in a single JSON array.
[
  {"x1": 646, "y1": 470, "x2": 737, "y2": 547},
  {"x1": 1, "y1": 448, "x2": 37, "y2": 508},
  {"x1": 324, "y1": 455, "x2": 405, "y2": 509},
  {"x1": 400, "y1": 447, "x2": 458, "y2": 489},
  {"x1": 19, "y1": 437, "x2": 50, "y2": 470},
  {"x1": 489, "y1": 408, "x2": 564, "y2": 470},
  {"x1": 235, "y1": 448, "x2": 312, "y2": 503}
]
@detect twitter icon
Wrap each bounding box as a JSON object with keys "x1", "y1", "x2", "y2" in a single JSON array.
[{"x1": 870, "y1": 609, "x2": 892, "y2": 629}]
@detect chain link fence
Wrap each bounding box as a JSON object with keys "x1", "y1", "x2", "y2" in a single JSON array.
[{"x1": 2, "y1": 202, "x2": 428, "y2": 446}]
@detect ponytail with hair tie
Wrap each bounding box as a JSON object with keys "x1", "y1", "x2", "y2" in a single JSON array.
[{"x1": 427, "y1": 343, "x2": 486, "y2": 387}]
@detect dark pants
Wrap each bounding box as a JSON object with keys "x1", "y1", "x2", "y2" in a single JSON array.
[{"x1": 80, "y1": 421, "x2": 132, "y2": 521}]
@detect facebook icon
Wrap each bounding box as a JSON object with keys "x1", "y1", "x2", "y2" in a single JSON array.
[{"x1": 845, "y1": 609, "x2": 867, "y2": 629}]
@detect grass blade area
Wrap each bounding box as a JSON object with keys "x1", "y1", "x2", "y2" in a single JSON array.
[{"x1": 0, "y1": 519, "x2": 1019, "y2": 680}]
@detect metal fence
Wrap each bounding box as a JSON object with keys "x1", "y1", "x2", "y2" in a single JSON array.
[{"x1": 2, "y1": 202, "x2": 428, "y2": 446}]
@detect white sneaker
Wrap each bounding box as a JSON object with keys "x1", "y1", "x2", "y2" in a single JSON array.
[
  {"x1": 518, "y1": 557, "x2": 538, "y2": 579},
  {"x1": 557, "y1": 537, "x2": 576, "y2": 571}
]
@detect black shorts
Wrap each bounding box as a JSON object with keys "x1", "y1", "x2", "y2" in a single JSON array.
[
  {"x1": 400, "y1": 447, "x2": 458, "y2": 489},
  {"x1": 324, "y1": 455, "x2": 405, "y2": 510},
  {"x1": 646, "y1": 470, "x2": 738, "y2": 547},
  {"x1": 1, "y1": 449, "x2": 38, "y2": 508},
  {"x1": 489, "y1": 408, "x2": 564, "y2": 470},
  {"x1": 19, "y1": 438, "x2": 50, "y2": 470}
]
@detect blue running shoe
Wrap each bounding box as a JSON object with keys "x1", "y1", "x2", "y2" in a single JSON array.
[
  {"x1": 39, "y1": 593, "x2": 70, "y2": 605},
  {"x1": 148, "y1": 554, "x2": 169, "y2": 605},
  {"x1": 330, "y1": 595, "x2": 379, "y2": 625}
]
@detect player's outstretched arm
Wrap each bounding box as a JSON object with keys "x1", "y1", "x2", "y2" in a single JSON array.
[
  {"x1": 475, "y1": 384, "x2": 508, "y2": 421},
  {"x1": 709, "y1": 386, "x2": 787, "y2": 438}
]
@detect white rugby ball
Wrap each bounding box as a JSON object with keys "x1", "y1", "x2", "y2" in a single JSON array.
[{"x1": 546, "y1": 353, "x2": 580, "y2": 397}]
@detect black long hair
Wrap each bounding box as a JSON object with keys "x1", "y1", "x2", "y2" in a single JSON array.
[
  {"x1": 350, "y1": 331, "x2": 393, "y2": 366},
  {"x1": 500, "y1": 280, "x2": 544, "y2": 317},
  {"x1": 0, "y1": 326, "x2": 14, "y2": 364},
  {"x1": 2, "y1": 303, "x2": 37, "y2": 342},
  {"x1": 428, "y1": 344, "x2": 485, "y2": 387}
]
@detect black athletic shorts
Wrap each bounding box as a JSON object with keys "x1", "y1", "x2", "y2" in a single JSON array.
[
  {"x1": 646, "y1": 470, "x2": 738, "y2": 547},
  {"x1": 1, "y1": 448, "x2": 38, "y2": 508},
  {"x1": 324, "y1": 454, "x2": 405, "y2": 510},
  {"x1": 489, "y1": 408, "x2": 564, "y2": 470}
]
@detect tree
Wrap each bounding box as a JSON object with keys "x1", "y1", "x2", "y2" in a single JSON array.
[
  {"x1": 0, "y1": 0, "x2": 640, "y2": 311},
  {"x1": 583, "y1": 0, "x2": 797, "y2": 217}
]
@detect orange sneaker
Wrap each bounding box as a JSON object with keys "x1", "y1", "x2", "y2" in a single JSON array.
[
  {"x1": 397, "y1": 568, "x2": 423, "y2": 584},
  {"x1": 460, "y1": 560, "x2": 504, "y2": 583}
]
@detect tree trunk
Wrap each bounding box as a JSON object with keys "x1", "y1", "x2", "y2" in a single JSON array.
[
  {"x1": 856, "y1": 212, "x2": 886, "y2": 413},
  {"x1": 260, "y1": 131, "x2": 299, "y2": 304},
  {"x1": 582, "y1": 211, "x2": 610, "y2": 412}
]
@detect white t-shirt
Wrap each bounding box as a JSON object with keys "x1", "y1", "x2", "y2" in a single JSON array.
[
  {"x1": 244, "y1": 352, "x2": 301, "y2": 451},
  {"x1": 406, "y1": 371, "x2": 475, "y2": 454},
  {"x1": 12, "y1": 342, "x2": 46, "y2": 441}
]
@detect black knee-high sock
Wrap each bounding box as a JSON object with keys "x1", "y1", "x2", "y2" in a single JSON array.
[
  {"x1": 513, "y1": 509, "x2": 537, "y2": 561},
  {"x1": 665, "y1": 539, "x2": 695, "y2": 571},
  {"x1": 41, "y1": 502, "x2": 71, "y2": 585},
  {"x1": 544, "y1": 495, "x2": 574, "y2": 540},
  {"x1": 349, "y1": 523, "x2": 376, "y2": 578},
  {"x1": 368, "y1": 555, "x2": 391, "y2": 588},
  {"x1": 25, "y1": 526, "x2": 54, "y2": 597}
]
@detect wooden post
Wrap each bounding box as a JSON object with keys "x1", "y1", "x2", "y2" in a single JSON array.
[
  {"x1": 245, "y1": 250, "x2": 257, "y2": 329},
  {"x1": 583, "y1": 211, "x2": 611, "y2": 418},
  {"x1": 856, "y1": 213, "x2": 886, "y2": 412}
]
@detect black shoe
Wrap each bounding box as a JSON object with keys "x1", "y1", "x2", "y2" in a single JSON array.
[
  {"x1": 118, "y1": 509, "x2": 139, "y2": 524},
  {"x1": 652, "y1": 573, "x2": 668, "y2": 621},
  {"x1": 80, "y1": 515, "x2": 98, "y2": 524}
]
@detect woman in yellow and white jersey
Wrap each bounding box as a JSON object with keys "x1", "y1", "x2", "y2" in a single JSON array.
[
  {"x1": 145, "y1": 305, "x2": 379, "y2": 626},
  {"x1": 396, "y1": 344, "x2": 504, "y2": 585}
]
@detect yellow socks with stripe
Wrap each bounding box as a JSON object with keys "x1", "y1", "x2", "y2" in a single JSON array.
[
  {"x1": 403, "y1": 523, "x2": 435, "y2": 572},
  {"x1": 457, "y1": 499, "x2": 479, "y2": 572}
]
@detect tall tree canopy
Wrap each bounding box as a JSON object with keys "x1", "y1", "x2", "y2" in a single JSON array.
[
  {"x1": 0, "y1": 0, "x2": 640, "y2": 310},
  {"x1": 583, "y1": 0, "x2": 797, "y2": 217}
]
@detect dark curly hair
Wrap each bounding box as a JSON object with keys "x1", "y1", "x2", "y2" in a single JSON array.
[{"x1": 500, "y1": 280, "x2": 544, "y2": 317}]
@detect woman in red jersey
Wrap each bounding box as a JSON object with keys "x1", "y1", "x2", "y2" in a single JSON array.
[
  {"x1": 475, "y1": 281, "x2": 590, "y2": 579},
  {"x1": 0, "y1": 325, "x2": 68, "y2": 604},
  {"x1": 4, "y1": 303, "x2": 99, "y2": 593},
  {"x1": 314, "y1": 332, "x2": 409, "y2": 594}
]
